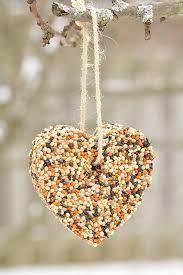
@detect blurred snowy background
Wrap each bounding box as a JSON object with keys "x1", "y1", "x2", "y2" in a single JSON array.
[{"x1": 0, "y1": 0, "x2": 183, "y2": 273}]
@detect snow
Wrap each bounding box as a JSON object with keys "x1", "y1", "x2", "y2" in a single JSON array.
[{"x1": 0, "y1": 262, "x2": 183, "y2": 275}]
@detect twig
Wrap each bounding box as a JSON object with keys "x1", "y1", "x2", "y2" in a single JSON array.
[
  {"x1": 27, "y1": 0, "x2": 55, "y2": 46},
  {"x1": 60, "y1": 20, "x2": 82, "y2": 47},
  {"x1": 137, "y1": 5, "x2": 153, "y2": 40},
  {"x1": 27, "y1": 0, "x2": 82, "y2": 47}
]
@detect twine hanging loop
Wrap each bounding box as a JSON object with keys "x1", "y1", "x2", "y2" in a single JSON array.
[{"x1": 78, "y1": 1, "x2": 103, "y2": 164}]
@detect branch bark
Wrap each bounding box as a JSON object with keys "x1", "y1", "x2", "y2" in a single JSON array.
[
  {"x1": 52, "y1": 0, "x2": 183, "y2": 24},
  {"x1": 27, "y1": 0, "x2": 55, "y2": 46},
  {"x1": 28, "y1": 0, "x2": 183, "y2": 47}
]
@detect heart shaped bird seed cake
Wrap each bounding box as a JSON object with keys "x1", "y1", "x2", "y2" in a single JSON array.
[{"x1": 29, "y1": 124, "x2": 154, "y2": 246}]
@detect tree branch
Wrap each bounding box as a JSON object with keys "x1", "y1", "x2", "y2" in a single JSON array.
[
  {"x1": 52, "y1": 0, "x2": 183, "y2": 41},
  {"x1": 52, "y1": 0, "x2": 183, "y2": 23},
  {"x1": 28, "y1": 0, "x2": 183, "y2": 47}
]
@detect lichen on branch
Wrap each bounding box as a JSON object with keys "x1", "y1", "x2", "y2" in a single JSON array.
[
  {"x1": 52, "y1": 0, "x2": 183, "y2": 22},
  {"x1": 28, "y1": 0, "x2": 183, "y2": 47}
]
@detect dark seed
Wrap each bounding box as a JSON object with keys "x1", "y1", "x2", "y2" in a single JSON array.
[{"x1": 143, "y1": 138, "x2": 150, "y2": 147}]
